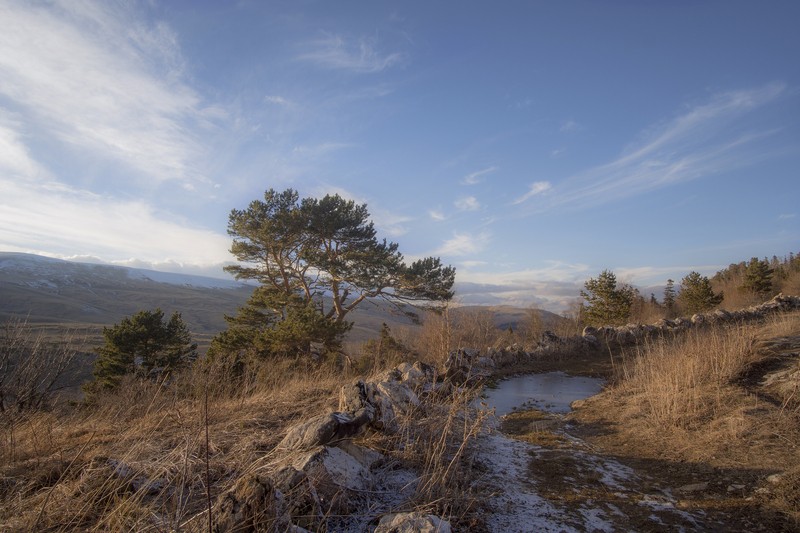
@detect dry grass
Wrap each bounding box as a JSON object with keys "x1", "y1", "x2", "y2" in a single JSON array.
[
  {"x1": 614, "y1": 313, "x2": 799, "y2": 430},
  {"x1": 571, "y1": 311, "x2": 800, "y2": 528},
  {"x1": 0, "y1": 357, "x2": 346, "y2": 531},
  {"x1": 0, "y1": 341, "x2": 491, "y2": 531}
]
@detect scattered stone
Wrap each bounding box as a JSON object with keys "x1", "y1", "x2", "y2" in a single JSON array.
[
  {"x1": 766, "y1": 473, "x2": 783, "y2": 484},
  {"x1": 396, "y1": 361, "x2": 437, "y2": 388},
  {"x1": 278, "y1": 409, "x2": 374, "y2": 451},
  {"x1": 213, "y1": 474, "x2": 287, "y2": 533},
  {"x1": 677, "y1": 482, "x2": 709, "y2": 493},
  {"x1": 292, "y1": 445, "x2": 375, "y2": 513},
  {"x1": 271, "y1": 466, "x2": 324, "y2": 531},
  {"x1": 374, "y1": 512, "x2": 452, "y2": 533}
]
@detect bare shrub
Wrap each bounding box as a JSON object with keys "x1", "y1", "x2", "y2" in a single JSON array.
[{"x1": 0, "y1": 318, "x2": 81, "y2": 414}]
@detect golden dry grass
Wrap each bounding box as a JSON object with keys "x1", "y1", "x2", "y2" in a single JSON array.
[
  {"x1": 0, "y1": 350, "x2": 489, "y2": 531},
  {"x1": 571, "y1": 311, "x2": 800, "y2": 528}
]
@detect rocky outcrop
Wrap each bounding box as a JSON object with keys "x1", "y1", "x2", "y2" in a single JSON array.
[
  {"x1": 374, "y1": 511, "x2": 452, "y2": 532},
  {"x1": 211, "y1": 359, "x2": 451, "y2": 530},
  {"x1": 278, "y1": 409, "x2": 375, "y2": 451},
  {"x1": 213, "y1": 474, "x2": 287, "y2": 532}
]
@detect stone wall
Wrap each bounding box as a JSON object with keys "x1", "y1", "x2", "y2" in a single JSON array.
[{"x1": 444, "y1": 294, "x2": 800, "y2": 376}]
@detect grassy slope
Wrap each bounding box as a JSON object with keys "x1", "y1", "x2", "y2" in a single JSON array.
[{"x1": 567, "y1": 312, "x2": 800, "y2": 530}]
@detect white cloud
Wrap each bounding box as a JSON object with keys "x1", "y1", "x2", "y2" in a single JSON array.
[
  {"x1": 455, "y1": 196, "x2": 481, "y2": 211},
  {"x1": 292, "y1": 142, "x2": 355, "y2": 158},
  {"x1": 297, "y1": 34, "x2": 404, "y2": 73},
  {"x1": 435, "y1": 232, "x2": 490, "y2": 257},
  {"x1": 560, "y1": 119, "x2": 580, "y2": 132},
  {"x1": 429, "y1": 209, "x2": 446, "y2": 221},
  {"x1": 512, "y1": 181, "x2": 552, "y2": 205},
  {"x1": 0, "y1": 1, "x2": 207, "y2": 184},
  {"x1": 778, "y1": 213, "x2": 796, "y2": 220},
  {"x1": 265, "y1": 95, "x2": 291, "y2": 106},
  {"x1": 461, "y1": 166, "x2": 497, "y2": 185},
  {"x1": 0, "y1": 177, "x2": 231, "y2": 270},
  {"x1": 0, "y1": 110, "x2": 48, "y2": 181},
  {"x1": 453, "y1": 262, "x2": 591, "y2": 312},
  {"x1": 528, "y1": 83, "x2": 788, "y2": 212}
]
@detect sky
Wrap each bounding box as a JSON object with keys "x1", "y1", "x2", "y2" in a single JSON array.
[{"x1": 1, "y1": 0, "x2": 798, "y2": 312}]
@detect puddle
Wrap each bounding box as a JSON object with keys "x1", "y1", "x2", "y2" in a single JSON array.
[{"x1": 481, "y1": 371, "x2": 605, "y2": 415}]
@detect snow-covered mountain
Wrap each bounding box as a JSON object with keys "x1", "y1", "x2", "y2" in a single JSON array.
[
  {"x1": 0, "y1": 252, "x2": 243, "y2": 290},
  {"x1": 0, "y1": 252, "x2": 251, "y2": 335}
]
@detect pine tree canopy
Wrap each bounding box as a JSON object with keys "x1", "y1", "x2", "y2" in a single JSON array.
[
  {"x1": 213, "y1": 188, "x2": 456, "y2": 358},
  {"x1": 580, "y1": 270, "x2": 635, "y2": 326},
  {"x1": 90, "y1": 309, "x2": 197, "y2": 391},
  {"x1": 742, "y1": 257, "x2": 774, "y2": 295},
  {"x1": 678, "y1": 271, "x2": 723, "y2": 314}
]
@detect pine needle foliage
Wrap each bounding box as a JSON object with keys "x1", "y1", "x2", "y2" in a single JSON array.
[
  {"x1": 212, "y1": 188, "x2": 455, "y2": 359},
  {"x1": 88, "y1": 309, "x2": 197, "y2": 392}
]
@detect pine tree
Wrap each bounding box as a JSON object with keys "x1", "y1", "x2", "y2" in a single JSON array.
[
  {"x1": 212, "y1": 188, "x2": 455, "y2": 359},
  {"x1": 663, "y1": 279, "x2": 676, "y2": 317},
  {"x1": 678, "y1": 272, "x2": 723, "y2": 314},
  {"x1": 88, "y1": 309, "x2": 197, "y2": 391},
  {"x1": 741, "y1": 257, "x2": 774, "y2": 296},
  {"x1": 580, "y1": 270, "x2": 635, "y2": 326}
]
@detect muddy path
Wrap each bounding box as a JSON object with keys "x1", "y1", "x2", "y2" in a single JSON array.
[
  {"x1": 469, "y1": 332, "x2": 800, "y2": 532},
  {"x1": 472, "y1": 409, "x2": 710, "y2": 532}
]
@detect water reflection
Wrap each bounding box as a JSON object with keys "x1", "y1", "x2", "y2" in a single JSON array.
[{"x1": 481, "y1": 371, "x2": 605, "y2": 416}]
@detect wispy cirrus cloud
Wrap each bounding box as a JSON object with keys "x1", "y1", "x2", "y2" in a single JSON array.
[
  {"x1": 435, "y1": 231, "x2": 490, "y2": 257},
  {"x1": 265, "y1": 95, "x2": 292, "y2": 106},
  {"x1": 461, "y1": 166, "x2": 497, "y2": 185},
  {"x1": 455, "y1": 196, "x2": 481, "y2": 211},
  {"x1": 297, "y1": 34, "x2": 405, "y2": 73},
  {"x1": 292, "y1": 142, "x2": 356, "y2": 158},
  {"x1": 0, "y1": 110, "x2": 48, "y2": 181},
  {"x1": 512, "y1": 181, "x2": 552, "y2": 205},
  {"x1": 0, "y1": 1, "x2": 209, "y2": 186},
  {"x1": 560, "y1": 119, "x2": 580, "y2": 133},
  {"x1": 530, "y1": 83, "x2": 788, "y2": 212},
  {"x1": 429, "y1": 209, "x2": 446, "y2": 221}
]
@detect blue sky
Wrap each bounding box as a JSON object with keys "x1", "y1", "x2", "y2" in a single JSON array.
[{"x1": 0, "y1": 1, "x2": 798, "y2": 312}]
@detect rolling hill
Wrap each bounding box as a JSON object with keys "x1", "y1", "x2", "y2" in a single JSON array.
[{"x1": 0, "y1": 252, "x2": 563, "y2": 350}]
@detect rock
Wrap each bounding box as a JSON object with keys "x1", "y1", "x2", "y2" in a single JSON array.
[
  {"x1": 368, "y1": 381, "x2": 420, "y2": 432},
  {"x1": 292, "y1": 445, "x2": 374, "y2": 513},
  {"x1": 278, "y1": 409, "x2": 374, "y2": 451},
  {"x1": 271, "y1": 467, "x2": 324, "y2": 531},
  {"x1": 582, "y1": 326, "x2": 599, "y2": 337},
  {"x1": 476, "y1": 356, "x2": 496, "y2": 369},
  {"x1": 541, "y1": 330, "x2": 561, "y2": 345},
  {"x1": 374, "y1": 512, "x2": 452, "y2": 533},
  {"x1": 213, "y1": 474, "x2": 287, "y2": 533},
  {"x1": 397, "y1": 361, "x2": 437, "y2": 389},
  {"x1": 582, "y1": 334, "x2": 599, "y2": 349},
  {"x1": 766, "y1": 473, "x2": 783, "y2": 484},
  {"x1": 677, "y1": 482, "x2": 708, "y2": 493},
  {"x1": 691, "y1": 313, "x2": 706, "y2": 325},
  {"x1": 339, "y1": 380, "x2": 370, "y2": 412}
]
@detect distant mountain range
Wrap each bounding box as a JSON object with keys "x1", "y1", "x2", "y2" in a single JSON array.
[{"x1": 0, "y1": 252, "x2": 562, "y2": 349}]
